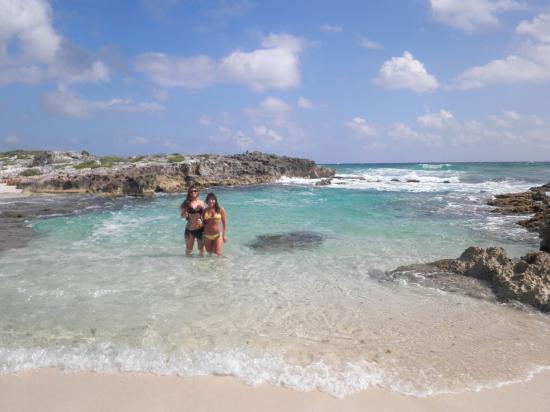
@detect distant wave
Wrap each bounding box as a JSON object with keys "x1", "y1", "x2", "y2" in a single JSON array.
[
  {"x1": 420, "y1": 163, "x2": 452, "y2": 170},
  {"x1": 278, "y1": 172, "x2": 532, "y2": 195}
]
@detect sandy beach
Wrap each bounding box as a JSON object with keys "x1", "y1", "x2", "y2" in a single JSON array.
[{"x1": 1, "y1": 368, "x2": 550, "y2": 412}]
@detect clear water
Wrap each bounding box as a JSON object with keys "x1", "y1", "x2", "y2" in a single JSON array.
[{"x1": 1, "y1": 162, "x2": 550, "y2": 397}]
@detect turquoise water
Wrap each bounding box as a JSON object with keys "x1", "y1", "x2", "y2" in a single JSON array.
[{"x1": 1, "y1": 162, "x2": 550, "y2": 396}]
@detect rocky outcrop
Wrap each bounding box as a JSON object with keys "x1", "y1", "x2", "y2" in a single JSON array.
[
  {"x1": 394, "y1": 247, "x2": 550, "y2": 312},
  {"x1": 1, "y1": 151, "x2": 335, "y2": 196},
  {"x1": 488, "y1": 183, "x2": 550, "y2": 232},
  {"x1": 541, "y1": 217, "x2": 550, "y2": 253}
]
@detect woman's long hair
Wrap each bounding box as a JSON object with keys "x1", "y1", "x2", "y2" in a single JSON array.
[
  {"x1": 206, "y1": 192, "x2": 221, "y2": 213},
  {"x1": 181, "y1": 186, "x2": 198, "y2": 210}
]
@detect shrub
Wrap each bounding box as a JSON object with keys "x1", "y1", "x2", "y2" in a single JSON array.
[
  {"x1": 100, "y1": 156, "x2": 126, "y2": 168},
  {"x1": 74, "y1": 160, "x2": 101, "y2": 169},
  {"x1": 19, "y1": 168, "x2": 42, "y2": 176},
  {"x1": 168, "y1": 155, "x2": 186, "y2": 163}
]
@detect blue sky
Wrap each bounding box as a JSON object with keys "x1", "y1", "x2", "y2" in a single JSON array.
[{"x1": 1, "y1": 0, "x2": 550, "y2": 162}]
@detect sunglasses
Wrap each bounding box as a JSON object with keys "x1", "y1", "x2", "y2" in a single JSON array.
[{"x1": 190, "y1": 189, "x2": 198, "y2": 193}]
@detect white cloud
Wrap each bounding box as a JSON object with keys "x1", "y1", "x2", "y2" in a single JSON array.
[
  {"x1": 453, "y1": 54, "x2": 550, "y2": 89},
  {"x1": 346, "y1": 117, "x2": 377, "y2": 137},
  {"x1": 417, "y1": 110, "x2": 455, "y2": 128},
  {"x1": 0, "y1": 0, "x2": 110, "y2": 86},
  {"x1": 375, "y1": 51, "x2": 439, "y2": 93},
  {"x1": 0, "y1": 0, "x2": 61, "y2": 63},
  {"x1": 297, "y1": 97, "x2": 313, "y2": 109},
  {"x1": 136, "y1": 33, "x2": 305, "y2": 91},
  {"x1": 516, "y1": 13, "x2": 550, "y2": 43},
  {"x1": 321, "y1": 24, "x2": 343, "y2": 33},
  {"x1": 490, "y1": 110, "x2": 543, "y2": 128},
  {"x1": 429, "y1": 0, "x2": 525, "y2": 33},
  {"x1": 43, "y1": 86, "x2": 165, "y2": 118},
  {"x1": 130, "y1": 136, "x2": 148, "y2": 145},
  {"x1": 242, "y1": 97, "x2": 304, "y2": 146},
  {"x1": 134, "y1": 53, "x2": 217, "y2": 88},
  {"x1": 245, "y1": 97, "x2": 294, "y2": 128},
  {"x1": 52, "y1": 58, "x2": 110, "y2": 84},
  {"x1": 253, "y1": 125, "x2": 284, "y2": 141},
  {"x1": 359, "y1": 37, "x2": 382, "y2": 50},
  {"x1": 220, "y1": 33, "x2": 305, "y2": 91},
  {"x1": 3, "y1": 135, "x2": 19, "y2": 145},
  {"x1": 388, "y1": 123, "x2": 443, "y2": 146},
  {"x1": 211, "y1": 126, "x2": 253, "y2": 149},
  {"x1": 258, "y1": 96, "x2": 293, "y2": 114}
]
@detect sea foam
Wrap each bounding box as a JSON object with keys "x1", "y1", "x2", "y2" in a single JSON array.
[{"x1": 2, "y1": 344, "x2": 549, "y2": 398}]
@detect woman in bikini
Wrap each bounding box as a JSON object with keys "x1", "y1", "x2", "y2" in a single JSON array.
[
  {"x1": 202, "y1": 192, "x2": 228, "y2": 256},
  {"x1": 180, "y1": 186, "x2": 206, "y2": 256}
]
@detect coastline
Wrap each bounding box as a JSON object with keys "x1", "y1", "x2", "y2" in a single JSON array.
[{"x1": 1, "y1": 368, "x2": 550, "y2": 412}]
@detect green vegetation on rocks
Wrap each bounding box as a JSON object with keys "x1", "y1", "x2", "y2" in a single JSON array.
[
  {"x1": 168, "y1": 155, "x2": 186, "y2": 163},
  {"x1": 100, "y1": 156, "x2": 126, "y2": 168},
  {"x1": 19, "y1": 168, "x2": 42, "y2": 176},
  {"x1": 0, "y1": 150, "x2": 47, "y2": 159},
  {"x1": 74, "y1": 160, "x2": 101, "y2": 170}
]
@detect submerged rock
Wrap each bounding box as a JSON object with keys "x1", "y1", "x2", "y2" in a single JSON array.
[
  {"x1": 249, "y1": 231, "x2": 325, "y2": 252},
  {"x1": 394, "y1": 247, "x2": 550, "y2": 312},
  {"x1": 315, "y1": 178, "x2": 332, "y2": 186}
]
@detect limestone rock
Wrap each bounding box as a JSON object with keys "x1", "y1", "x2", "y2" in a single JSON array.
[
  {"x1": 488, "y1": 183, "x2": 550, "y2": 233},
  {"x1": 395, "y1": 247, "x2": 550, "y2": 312},
  {"x1": 1, "y1": 150, "x2": 335, "y2": 196},
  {"x1": 541, "y1": 217, "x2": 550, "y2": 253}
]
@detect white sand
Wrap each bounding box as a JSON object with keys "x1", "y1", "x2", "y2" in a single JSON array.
[{"x1": 1, "y1": 368, "x2": 550, "y2": 412}]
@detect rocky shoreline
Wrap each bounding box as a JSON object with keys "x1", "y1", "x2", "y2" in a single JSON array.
[
  {"x1": 0, "y1": 150, "x2": 335, "y2": 196},
  {"x1": 388, "y1": 184, "x2": 550, "y2": 313},
  {"x1": 487, "y1": 182, "x2": 550, "y2": 233}
]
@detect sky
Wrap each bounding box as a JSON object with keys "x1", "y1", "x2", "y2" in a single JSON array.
[{"x1": 1, "y1": 0, "x2": 550, "y2": 163}]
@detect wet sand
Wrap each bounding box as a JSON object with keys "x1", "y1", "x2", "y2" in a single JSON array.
[{"x1": 1, "y1": 368, "x2": 550, "y2": 412}]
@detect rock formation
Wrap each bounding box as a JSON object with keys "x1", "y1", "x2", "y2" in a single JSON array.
[
  {"x1": 0, "y1": 151, "x2": 335, "y2": 197},
  {"x1": 487, "y1": 183, "x2": 550, "y2": 233},
  {"x1": 249, "y1": 231, "x2": 326, "y2": 252},
  {"x1": 393, "y1": 247, "x2": 550, "y2": 312},
  {"x1": 541, "y1": 217, "x2": 550, "y2": 253}
]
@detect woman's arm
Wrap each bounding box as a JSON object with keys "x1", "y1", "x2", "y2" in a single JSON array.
[
  {"x1": 180, "y1": 206, "x2": 188, "y2": 219},
  {"x1": 221, "y1": 208, "x2": 228, "y2": 241}
]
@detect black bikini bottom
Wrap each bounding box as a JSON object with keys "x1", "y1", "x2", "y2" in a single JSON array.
[{"x1": 185, "y1": 227, "x2": 204, "y2": 240}]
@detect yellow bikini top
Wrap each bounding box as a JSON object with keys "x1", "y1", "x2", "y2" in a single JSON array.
[{"x1": 204, "y1": 210, "x2": 222, "y2": 221}]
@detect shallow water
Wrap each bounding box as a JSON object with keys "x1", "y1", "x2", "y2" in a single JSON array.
[{"x1": 1, "y1": 162, "x2": 550, "y2": 397}]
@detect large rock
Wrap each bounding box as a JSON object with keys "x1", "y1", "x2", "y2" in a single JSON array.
[
  {"x1": 395, "y1": 247, "x2": 550, "y2": 312},
  {"x1": 488, "y1": 183, "x2": 550, "y2": 232},
  {"x1": 1, "y1": 151, "x2": 335, "y2": 196},
  {"x1": 541, "y1": 217, "x2": 550, "y2": 253}
]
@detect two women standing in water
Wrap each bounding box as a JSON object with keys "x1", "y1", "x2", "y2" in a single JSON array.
[{"x1": 180, "y1": 187, "x2": 228, "y2": 256}]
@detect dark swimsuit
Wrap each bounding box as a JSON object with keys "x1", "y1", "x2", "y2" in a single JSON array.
[{"x1": 184, "y1": 205, "x2": 204, "y2": 240}]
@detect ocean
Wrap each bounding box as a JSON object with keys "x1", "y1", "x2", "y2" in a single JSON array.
[{"x1": 1, "y1": 161, "x2": 550, "y2": 397}]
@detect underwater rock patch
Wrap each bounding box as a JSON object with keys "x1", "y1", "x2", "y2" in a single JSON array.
[{"x1": 249, "y1": 231, "x2": 325, "y2": 252}]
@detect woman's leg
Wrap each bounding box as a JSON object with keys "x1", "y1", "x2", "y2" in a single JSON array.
[
  {"x1": 204, "y1": 238, "x2": 213, "y2": 254},
  {"x1": 213, "y1": 235, "x2": 224, "y2": 256},
  {"x1": 197, "y1": 238, "x2": 205, "y2": 256},
  {"x1": 185, "y1": 233, "x2": 195, "y2": 255}
]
